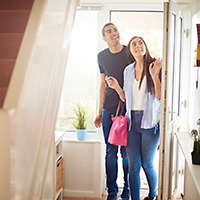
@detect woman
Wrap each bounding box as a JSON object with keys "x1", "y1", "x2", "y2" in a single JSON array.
[{"x1": 105, "y1": 36, "x2": 162, "y2": 200}]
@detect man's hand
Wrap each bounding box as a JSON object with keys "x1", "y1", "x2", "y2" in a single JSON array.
[{"x1": 94, "y1": 114, "x2": 102, "y2": 128}]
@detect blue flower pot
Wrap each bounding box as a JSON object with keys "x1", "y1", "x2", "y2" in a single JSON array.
[{"x1": 76, "y1": 129, "x2": 87, "y2": 141}]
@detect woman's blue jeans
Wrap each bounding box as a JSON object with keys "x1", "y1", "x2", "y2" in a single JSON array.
[
  {"x1": 102, "y1": 109, "x2": 129, "y2": 197},
  {"x1": 127, "y1": 111, "x2": 160, "y2": 200}
]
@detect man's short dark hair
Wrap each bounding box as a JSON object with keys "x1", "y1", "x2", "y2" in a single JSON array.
[{"x1": 102, "y1": 23, "x2": 115, "y2": 36}]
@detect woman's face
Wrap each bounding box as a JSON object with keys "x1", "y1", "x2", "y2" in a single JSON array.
[{"x1": 129, "y1": 37, "x2": 146, "y2": 59}]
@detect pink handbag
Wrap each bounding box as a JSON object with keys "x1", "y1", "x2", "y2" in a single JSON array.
[{"x1": 108, "y1": 101, "x2": 128, "y2": 146}]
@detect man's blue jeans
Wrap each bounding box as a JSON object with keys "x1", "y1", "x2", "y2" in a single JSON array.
[
  {"x1": 102, "y1": 109, "x2": 129, "y2": 197},
  {"x1": 127, "y1": 111, "x2": 160, "y2": 200}
]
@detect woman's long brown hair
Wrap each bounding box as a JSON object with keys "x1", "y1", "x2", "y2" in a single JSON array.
[{"x1": 127, "y1": 36, "x2": 161, "y2": 95}]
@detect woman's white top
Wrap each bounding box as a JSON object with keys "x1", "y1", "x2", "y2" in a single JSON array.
[
  {"x1": 123, "y1": 62, "x2": 160, "y2": 130},
  {"x1": 131, "y1": 76, "x2": 146, "y2": 110}
]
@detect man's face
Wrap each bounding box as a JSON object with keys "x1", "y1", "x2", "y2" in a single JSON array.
[{"x1": 103, "y1": 24, "x2": 120, "y2": 46}]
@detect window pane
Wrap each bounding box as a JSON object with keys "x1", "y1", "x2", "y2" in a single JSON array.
[
  {"x1": 111, "y1": 11, "x2": 163, "y2": 58},
  {"x1": 56, "y1": 10, "x2": 98, "y2": 132},
  {"x1": 177, "y1": 17, "x2": 183, "y2": 116}
]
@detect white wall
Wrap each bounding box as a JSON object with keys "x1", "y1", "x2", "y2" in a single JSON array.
[
  {"x1": 63, "y1": 137, "x2": 104, "y2": 198},
  {"x1": 189, "y1": 8, "x2": 200, "y2": 130}
]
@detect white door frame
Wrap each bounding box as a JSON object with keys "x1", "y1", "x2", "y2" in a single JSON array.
[
  {"x1": 158, "y1": 1, "x2": 192, "y2": 199},
  {"x1": 158, "y1": 2, "x2": 170, "y2": 199}
]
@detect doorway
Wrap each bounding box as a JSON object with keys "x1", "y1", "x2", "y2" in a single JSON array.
[
  {"x1": 109, "y1": 9, "x2": 163, "y2": 194},
  {"x1": 56, "y1": 3, "x2": 164, "y2": 198}
]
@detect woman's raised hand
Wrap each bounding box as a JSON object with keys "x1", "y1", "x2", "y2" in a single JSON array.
[
  {"x1": 105, "y1": 76, "x2": 119, "y2": 89},
  {"x1": 149, "y1": 58, "x2": 162, "y2": 81}
]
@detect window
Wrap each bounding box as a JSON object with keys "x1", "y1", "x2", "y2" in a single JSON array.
[
  {"x1": 56, "y1": 9, "x2": 163, "y2": 133},
  {"x1": 171, "y1": 13, "x2": 176, "y2": 120},
  {"x1": 177, "y1": 17, "x2": 183, "y2": 116},
  {"x1": 56, "y1": 9, "x2": 99, "y2": 132},
  {"x1": 110, "y1": 11, "x2": 163, "y2": 58}
]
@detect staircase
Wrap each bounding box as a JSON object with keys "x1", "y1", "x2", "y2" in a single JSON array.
[{"x1": 0, "y1": 0, "x2": 34, "y2": 107}]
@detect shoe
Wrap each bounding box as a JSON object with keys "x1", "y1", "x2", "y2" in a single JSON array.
[
  {"x1": 119, "y1": 188, "x2": 129, "y2": 200},
  {"x1": 143, "y1": 196, "x2": 157, "y2": 200},
  {"x1": 107, "y1": 193, "x2": 117, "y2": 200},
  {"x1": 118, "y1": 197, "x2": 129, "y2": 200}
]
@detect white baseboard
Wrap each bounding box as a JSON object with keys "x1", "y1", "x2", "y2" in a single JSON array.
[{"x1": 64, "y1": 188, "x2": 101, "y2": 198}]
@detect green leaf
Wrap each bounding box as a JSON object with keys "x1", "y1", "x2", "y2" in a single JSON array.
[
  {"x1": 191, "y1": 129, "x2": 198, "y2": 142},
  {"x1": 72, "y1": 104, "x2": 87, "y2": 129}
]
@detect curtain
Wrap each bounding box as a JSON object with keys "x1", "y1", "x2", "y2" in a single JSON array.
[{"x1": 4, "y1": 0, "x2": 79, "y2": 199}]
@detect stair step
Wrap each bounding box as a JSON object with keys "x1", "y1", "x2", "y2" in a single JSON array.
[
  {"x1": 0, "y1": 0, "x2": 34, "y2": 10},
  {"x1": 0, "y1": 10, "x2": 30, "y2": 33},
  {"x1": 0, "y1": 33, "x2": 23, "y2": 59},
  {"x1": 0, "y1": 59, "x2": 15, "y2": 86}
]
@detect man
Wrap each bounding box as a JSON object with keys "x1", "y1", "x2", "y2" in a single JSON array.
[{"x1": 94, "y1": 23, "x2": 131, "y2": 200}]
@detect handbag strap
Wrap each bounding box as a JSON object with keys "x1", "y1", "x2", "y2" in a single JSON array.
[{"x1": 115, "y1": 101, "x2": 121, "y2": 117}]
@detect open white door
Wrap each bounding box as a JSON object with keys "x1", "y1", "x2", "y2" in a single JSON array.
[{"x1": 159, "y1": 1, "x2": 191, "y2": 199}]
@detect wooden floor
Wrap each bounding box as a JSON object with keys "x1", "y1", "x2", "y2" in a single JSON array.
[
  {"x1": 63, "y1": 195, "x2": 183, "y2": 200},
  {"x1": 63, "y1": 190, "x2": 183, "y2": 200},
  {"x1": 63, "y1": 194, "x2": 141, "y2": 200},
  {"x1": 63, "y1": 189, "x2": 148, "y2": 200},
  {"x1": 63, "y1": 190, "x2": 147, "y2": 200},
  {"x1": 63, "y1": 196, "x2": 107, "y2": 200}
]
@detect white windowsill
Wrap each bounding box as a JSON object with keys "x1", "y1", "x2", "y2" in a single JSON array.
[{"x1": 55, "y1": 130, "x2": 103, "y2": 143}]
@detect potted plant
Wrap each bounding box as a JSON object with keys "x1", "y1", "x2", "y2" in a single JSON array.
[
  {"x1": 72, "y1": 104, "x2": 87, "y2": 141},
  {"x1": 191, "y1": 129, "x2": 200, "y2": 165}
]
